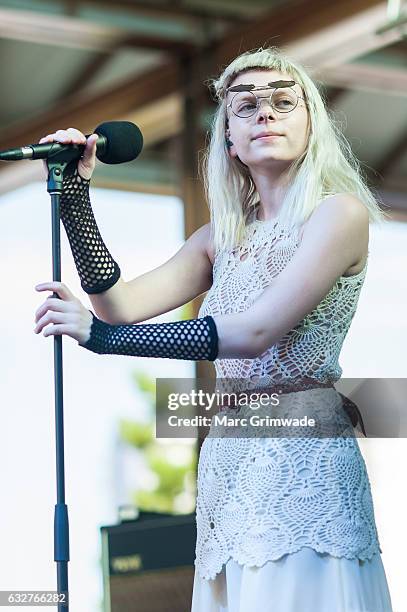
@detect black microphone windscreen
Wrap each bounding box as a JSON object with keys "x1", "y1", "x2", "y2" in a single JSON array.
[{"x1": 95, "y1": 121, "x2": 143, "y2": 164}]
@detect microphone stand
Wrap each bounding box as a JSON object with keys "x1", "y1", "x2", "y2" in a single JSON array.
[{"x1": 45, "y1": 148, "x2": 82, "y2": 611}]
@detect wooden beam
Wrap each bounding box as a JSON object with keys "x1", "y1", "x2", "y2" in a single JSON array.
[
  {"x1": 76, "y1": 0, "x2": 247, "y2": 24},
  {"x1": 0, "y1": 62, "x2": 181, "y2": 150},
  {"x1": 0, "y1": 0, "x2": 398, "y2": 189},
  {"x1": 214, "y1": 0, "x2": 390, "y2": 68},
  {"x1": 314, "y1": 62, "x2": 407, "y2": 179},
  {"x1": 57, "y1": 36, "x2": 193, "y2": 102},
  {"x1": 0, "y1": 8, "x2": 125, "y2": 51},
  {"x1": 89, "y1": 176, "x2": 177, "y2": 196},
  {"x1": 316, "y1": 62, "x2": 407, "y2": 96},
  {"x1": 176, "y1": 55, "x2": 216, "y2": 451},
  {"x1": 324, "y1": 87, "x2": 348, "y2": 107},
  {"x1": 0, "y1": 0, "x2": 392, "y2": 149},
  {"x1": 376, "y1": 176, "x2": 407, "y2": 192},
  {"x1": 379, "y1": 38, "x2": 407, "y2": 60},
  {"x1": 377, "y1": 132, "x2": 407, "y2": 178},
  {"x1": 123, "y1": 94, "x2": 183, "y2": 147},
  {"x1": 0, "y1": 7, "x2": 196, "y2": 52},
  {"x1": 375, "y1": 187, "x2": 407, "y2": 217},
  {"x1": 111, "y1": 33, "x2": 195, "y2": 55}
]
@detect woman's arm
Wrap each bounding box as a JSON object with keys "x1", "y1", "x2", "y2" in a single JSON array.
[
  {"x1": 89, "y1": 223, "x2": 214, "y2": 325},
  {"x1": 60, "y1": 168, "x2": 214, "y2": 324},
  {"x1": 39, "y1": 128, "x2": 214, "y2": 326},
  {"x1": 37, "y1": 217, "x2": 214, "y2": 325},
  {"x1": 82, "y1": 190, "x2": 368, "y2": 359},
  {"x1": 34, "y1": 195, "x2": 368, "y2": 362}
]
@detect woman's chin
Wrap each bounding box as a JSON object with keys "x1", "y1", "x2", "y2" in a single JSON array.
[{"x1": 247, "y1": 156, "x2": 292, "y2": 170}]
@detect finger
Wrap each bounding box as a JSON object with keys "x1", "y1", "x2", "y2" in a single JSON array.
[
  {"x1": 35, "y1": 297, "x2": 75, "y2": 323},
  {"x1": 66, "y1": 128, "x2": 87, "y2": 143},
  {"x1": 86, "y1": 133, "x2": 98, "y2": 146},
  {"x1": 35, "y1": 282, "x2": 74, "y2": 301},
  {"x1": 35, "y1": 310, "x2": 70, "y2": 334},
  {"x1": 53, "y1": 129, "x2": 72, "y2": 142},
  {"x1": 35, "y1": 298, "x2": 60, "y2": 322},
  {"x1": 83, "y1": 133, "x2": 98, "y2": 157},
  {"x1": 39, "y1": 135, "x2": 54, "y2": 144},
  {"x1": 35, "y1": 309, "x2": 78, "y2": 334},
  {"x1": 43, "y1": 323, "x2": 72, "y2": 338},
  {"x1": 35, "y1": 300, "x2": 77, "y2": 327},
  {"x1": 54, "y1": 128, "x2": 86, "y2": 145}
]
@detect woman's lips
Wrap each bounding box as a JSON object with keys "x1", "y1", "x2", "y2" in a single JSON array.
[{"x1": 255, "y1": 134, "x2": 282, "y2": 140}]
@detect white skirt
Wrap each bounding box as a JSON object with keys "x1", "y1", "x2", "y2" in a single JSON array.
[{"x1": 191, "y1": 547, "x2": 393, "y2": 612}]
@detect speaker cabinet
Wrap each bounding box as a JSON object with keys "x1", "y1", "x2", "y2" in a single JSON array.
[{"x1": 101, "y1": 512, "x2": 196, "y2": 612}]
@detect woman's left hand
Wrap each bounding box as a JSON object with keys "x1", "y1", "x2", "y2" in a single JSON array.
[{"x1": 34, "y1": 281, "x2": 93, "y2": 346}]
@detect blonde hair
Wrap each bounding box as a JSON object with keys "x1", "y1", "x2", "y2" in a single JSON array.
[{"x1": 201, "y1": 46, "x2": 389, "y2": 253}]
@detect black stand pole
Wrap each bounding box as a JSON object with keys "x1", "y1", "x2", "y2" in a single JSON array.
[{"x1": 46, "y1": 149, "x2": 82, "y2": 612}]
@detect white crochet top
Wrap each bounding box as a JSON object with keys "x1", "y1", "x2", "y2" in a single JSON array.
[{"x1": 195, "y1": 210, "x2": 382, "y2": 580}]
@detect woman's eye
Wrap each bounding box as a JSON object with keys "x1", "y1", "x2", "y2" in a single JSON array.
[{"x1": 274, "y1": 97, "x2": 295, "y2": 109}]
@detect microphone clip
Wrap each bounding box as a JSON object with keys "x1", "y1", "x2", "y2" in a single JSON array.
[{"x1": 46, "y1": 145, "x2": 82, "y2": 194}]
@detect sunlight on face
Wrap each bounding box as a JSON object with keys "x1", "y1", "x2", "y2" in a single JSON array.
[{"x1": 226, "y1": 69, "x2": 310, "y2": 172}]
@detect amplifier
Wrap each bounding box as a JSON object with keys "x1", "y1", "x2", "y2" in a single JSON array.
[{"x1": 100, "y1": 511, "x2": 197, "y2": 612}]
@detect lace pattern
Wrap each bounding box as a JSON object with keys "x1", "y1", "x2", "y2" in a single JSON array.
[
  {"x1": 195, "y1": 214, "x2": 380, "y2": 580},
  {"x1": 200, "y1": 217, "x2": 368, "y2": 388}
]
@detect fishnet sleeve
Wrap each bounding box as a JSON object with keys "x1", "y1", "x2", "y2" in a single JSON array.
[
  {"x1": 60, "y1": 168, "x2": 121, "y2": 294},
  {"x1": 79, "y1": 312, "x2": 219, "y2": 361}
]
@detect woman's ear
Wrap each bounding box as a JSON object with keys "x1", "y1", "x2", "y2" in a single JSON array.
[
  {"x1": 225, "y1": 133, "x2": 234, "y2": 148},
  {"x1": 225, "y1": 129, "x2": 234, "y2": 152}
]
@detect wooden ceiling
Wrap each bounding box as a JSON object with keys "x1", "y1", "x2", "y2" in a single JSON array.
[{"x1": 0, "y1": 0, "x2": 407, "y2": 216}]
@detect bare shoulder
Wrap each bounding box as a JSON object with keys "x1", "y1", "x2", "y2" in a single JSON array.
[
  {"x1": 199, "y1": 222, "x2": 216, "y2": 266},
  {"x1": 304, "y1": 193, "x2": 369, "y2": 227},
  {"x1": 300, "y1": 194, "x2": 369, "y2": 275}
]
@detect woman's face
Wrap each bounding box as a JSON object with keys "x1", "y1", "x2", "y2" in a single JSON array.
[{"x1": 225, "y1": 69, "x2": 310, "y2": 172}]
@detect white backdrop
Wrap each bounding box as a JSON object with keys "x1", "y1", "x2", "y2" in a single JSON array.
[
  {"x1": 0, "y1": 182, "x2": 405, "y2": 610},
  {"x1": 0, "y1": 182, "x2": 194, "y2": 611}
]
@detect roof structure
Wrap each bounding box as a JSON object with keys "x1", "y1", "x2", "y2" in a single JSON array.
[{"x1": 1, "y1": 0, "x2": 406, "y2": 211}]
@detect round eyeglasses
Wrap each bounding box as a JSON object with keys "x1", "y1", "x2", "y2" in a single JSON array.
[{"x1": 226, "y1": 80, "x2": 307, "y2": 118}]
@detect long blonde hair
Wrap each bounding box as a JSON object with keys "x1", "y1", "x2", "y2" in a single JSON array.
[{"x1": 201, "y1": 46, "x2": 388, "y2": 253}]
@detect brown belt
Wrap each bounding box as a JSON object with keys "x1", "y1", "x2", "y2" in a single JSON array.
[{"x1": 217, "y1": 378, "x2": 366, "y2": 437}]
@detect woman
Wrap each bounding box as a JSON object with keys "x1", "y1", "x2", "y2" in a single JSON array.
[{"x1": 34, "y1": 47, "x2": 393, "y2": 610}]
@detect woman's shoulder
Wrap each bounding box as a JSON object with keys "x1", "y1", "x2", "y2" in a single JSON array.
[
  {"x1": 301, "y1": 193, "x2": 369, "y2": 235},
  {"x1": 311, "y1": 193, "x2": 368, "y2": 221},
  {"x1": 299, "y1": 194, "x2": 369, "y2": 276},
  {"x1": 199, "y1": 222, "x2": 216, "y2": 266}
]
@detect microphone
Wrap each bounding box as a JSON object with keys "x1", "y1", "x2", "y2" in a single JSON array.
[{"x1": 0, "y1": 121, "x2": 144, "y2": 165}]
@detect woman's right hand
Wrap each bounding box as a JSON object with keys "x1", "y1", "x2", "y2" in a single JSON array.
[{"x1": 39, "y1": 127, "x2": 98, "y2": 180}]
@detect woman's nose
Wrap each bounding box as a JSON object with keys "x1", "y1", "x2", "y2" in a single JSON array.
[{"x1": 256, "y1": 98, "x2": 276, "y2": 121}]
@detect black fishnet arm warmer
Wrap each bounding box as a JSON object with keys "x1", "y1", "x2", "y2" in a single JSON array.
[
  {"x1": 60, "y1": 168, "x2": 121, "y2": 294},
  {"x1": 79, "y1": 312, "x2": 219, "y2": 361}
]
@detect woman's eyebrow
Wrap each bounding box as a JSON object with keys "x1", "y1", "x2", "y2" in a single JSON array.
[
  {"x1": 228, "y1": 83, "x2": 256, "y2": 92},
  {"x1": 228, "y1": 80, "x2": 296, "y2": 92}
]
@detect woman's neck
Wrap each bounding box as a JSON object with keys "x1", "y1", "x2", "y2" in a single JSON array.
[{"x1": 250, "y1": 167, "x2": 289, "y2": 220}]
